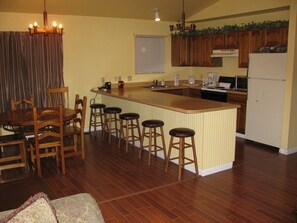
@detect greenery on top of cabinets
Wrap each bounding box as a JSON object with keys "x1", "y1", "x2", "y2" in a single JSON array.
[{"x1": 171, "y1": 20, "x2": 289, "y2": 36}]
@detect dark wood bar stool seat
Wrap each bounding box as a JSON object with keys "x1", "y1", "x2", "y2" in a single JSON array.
[
  {"x1": 103, "y1": 107, "x2": 122, "y2": 143},
  {"x1": 165, "y1": 127, "x2": 198, "y2": 181},
  {"x1": 89, "y1": 98, "x2": 106, "y2": 133},
  {"x1": 118, "y1": 113, "x2": 141, "y2": 153},
  {"x1": 139, "y1": 119, "x2": 166, "y2": 165}
]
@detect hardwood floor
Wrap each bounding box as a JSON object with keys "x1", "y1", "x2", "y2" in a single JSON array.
[{"x1": 0, "y1": 132, "x2": 297, "y2": 222}]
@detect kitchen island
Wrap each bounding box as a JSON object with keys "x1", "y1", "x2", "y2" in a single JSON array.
[{"x1": 91, "y1": 85, "x2": 239, "y2": 176}]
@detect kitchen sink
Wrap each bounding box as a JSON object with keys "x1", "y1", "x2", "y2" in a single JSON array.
[{"x1": 144, "y1": 85, "x2": 168, "y2": 89}]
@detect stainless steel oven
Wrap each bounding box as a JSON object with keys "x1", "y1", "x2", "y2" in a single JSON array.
[{"x1": 201, "y1": 87, "x2": 228, "y2": 102}]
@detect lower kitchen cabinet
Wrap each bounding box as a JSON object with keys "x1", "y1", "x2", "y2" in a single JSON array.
[
  {"x1": 157, "y1": 88, "x2": 186, "y2": 96},
  {"x1": 228, "y1": 92, "x2": 247, "y2": 134},
  {"x1": 188, "y1": 88, "x2": 201, "y2": 98}
]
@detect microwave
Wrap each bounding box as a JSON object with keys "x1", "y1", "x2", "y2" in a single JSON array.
[{"x1": 235, "y1": 76, "x2": 247, "y2": 90}]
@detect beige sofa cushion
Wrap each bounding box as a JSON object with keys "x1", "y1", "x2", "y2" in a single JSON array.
[{"x1": 0, "y1": 192, "x2": 58, "y2": 223}]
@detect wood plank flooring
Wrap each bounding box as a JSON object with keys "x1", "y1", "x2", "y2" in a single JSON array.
[{"x1": 0, "y1": 131, "x2": 297, "y2": 222}]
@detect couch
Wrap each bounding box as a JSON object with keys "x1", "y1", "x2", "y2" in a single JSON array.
[{"x1": 0, "y1": 193, "x2": 105, "y2": 222}]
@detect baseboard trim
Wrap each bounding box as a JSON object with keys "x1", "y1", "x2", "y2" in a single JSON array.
[{"x1": 279, "y1": 147, "x2": 297, "y2": 155}]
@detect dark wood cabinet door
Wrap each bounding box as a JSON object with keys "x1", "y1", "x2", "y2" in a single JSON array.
[
  {"x1": 212, "y1": 33, "x2": 225, "y2": 49},
  {"x1": 238, "y1": 31, "x2": 249, "y2": 68},
  {"x1": 264, "y1": 28, "x2": 284, "y2": 47},
  {"x1": 225, "y1": 32, "x2": 238, "y2": 49},
  {"x1": 281, "y1": 27, "x2": 288, "y2": 45},
  {"x1": 191, "y1": 36, "x2": 202, "y2": 66},
  {"x1": 228, "y1": 93, "x2": 247, "y2": 134},
  {"x1": 200, "y1": 35, "x2": 213, "y2": 66},
  {"x1": 249, "y1": 30, "x2": 263, "y2": 52},
  {"x1": 171, "y1": 35, "x2": 191, "y2": 66},
  {"x1": 188, "y1": 88, "x2": 201, "y2": 98}
]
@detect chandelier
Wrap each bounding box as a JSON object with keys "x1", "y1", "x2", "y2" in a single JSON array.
[
  {"x1": 169, "y1": 0, "x2": 196, "y2": 32},
  {"x1": 28, "y1": 0, "x2": 63, "y2": 35}
]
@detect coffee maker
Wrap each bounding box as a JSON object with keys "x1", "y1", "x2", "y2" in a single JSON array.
[{"x1": 208, "y1": 72, "x2": 217, "y2": 87}]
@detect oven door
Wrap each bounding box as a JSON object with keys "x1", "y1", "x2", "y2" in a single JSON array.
[{"x1": 201, "y1": 89, "x2": 228, "y2": 102}]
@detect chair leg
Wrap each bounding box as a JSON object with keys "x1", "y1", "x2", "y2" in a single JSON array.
[
  {"x1": 165, "y1": 136, "x2": 174, "y2": 172},
  {"x1": 160, "y1": 126, "x2": 167, "y2": 159},
  {"x1": 60, "y1": 146, "x2": 65, "y2": 175},
  {"x1": 125, "y1": 120, "x2": 129, "y2": 153},
  {"x1": 139, "y1": 126, "x2": 145, "y2": 159},
  {"x1": 178, "y1": 138, "x2": 184, "y2": 181},
  {"x1": 148, "y1": 128, "x2": 152, "y2": 165},
  {"x1": 36, "y1": 149, "x2": 42, "y2": 178},
  {"x1": 81, "y1": 133, "x2": 85, "y2": 160},
  {"x1": 89, "y1": 109, "x2": 93, "y2": 133},
  {"x1": 118, "y1": 119, "x2": 123, "y2": 148}
]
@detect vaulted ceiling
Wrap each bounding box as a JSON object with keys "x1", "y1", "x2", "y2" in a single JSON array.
[{"x1": 0, "y1": 0, "x2": 221, "y2": 22}]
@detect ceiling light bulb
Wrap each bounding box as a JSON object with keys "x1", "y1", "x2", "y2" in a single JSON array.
[{"x1": 154, "y1": 8, "x2": 160, "y2": 22}]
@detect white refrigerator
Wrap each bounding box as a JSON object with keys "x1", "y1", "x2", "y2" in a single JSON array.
[{"x1": 245, "y1": 53, "x2": 287, "y2": 148}]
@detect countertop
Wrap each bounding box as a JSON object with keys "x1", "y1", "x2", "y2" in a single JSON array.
[{"x1": 91, "y1": 84, "x2": 240, "y2": 114}]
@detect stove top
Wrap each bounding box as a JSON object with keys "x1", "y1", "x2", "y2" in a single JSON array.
[{"x1": 201, "y1": 87, "x2": 227, "y2": 93}]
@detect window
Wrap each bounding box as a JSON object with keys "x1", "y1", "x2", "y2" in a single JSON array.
[{"x1": 135, "y1": 35, "x2": 165, "y2": 74}]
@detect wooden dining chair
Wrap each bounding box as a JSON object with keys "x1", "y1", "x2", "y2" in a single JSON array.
[
  {"x1": 0, "y1": 133, "x2": 28, "y2": 175},
  {"x1": 29, "y1": 105, "x2": 65, "y2": 177},
  {"x1": 47, "y1": 87, "x2": 69, "y2": 108},
  {"x1": 2, "y1": 95, "x2": 35, "y2": 133},
  {"x1": 11, "y1": 95, "x2": 34, "y2": 111},
  {"x1": 10, "y1": 95, "x2": 35, "y2": 135},
  {"x1": 63, "y1": 95, "x2": 87, "y2": 160}
]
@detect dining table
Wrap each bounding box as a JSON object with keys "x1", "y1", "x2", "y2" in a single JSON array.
[{"x1": 0, "y1": 107, "x2": 76, "y2": 130}]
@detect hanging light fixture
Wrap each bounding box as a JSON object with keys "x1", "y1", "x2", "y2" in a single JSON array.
[
  {"x1": 154, "y1": 8, "x2": 160, "y2": 22},
  {"x1": 169, "y1": 0, "x2": 196, "y2": 32},
  {"x1": 28, "y1": 0, "x2": 63, "y2": 35}
]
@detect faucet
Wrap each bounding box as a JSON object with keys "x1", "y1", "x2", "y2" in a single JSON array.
[{"x1": 152, "y1": 80, "x2": 159, "y2": 86}]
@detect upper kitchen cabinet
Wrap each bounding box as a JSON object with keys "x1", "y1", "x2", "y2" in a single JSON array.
[
  {"x1": 263, "y1": 27, "x2": 288, "y2": 46},
  {"x1": 172, "y1": 34, "x2": 222, "y2": 67},
  {"x1": 213, "y1": 32, "x2": 238, "y2": 49},
  {"x1": 191, "y1": 36, "x2": 202, "y2": 66},
  {"x1": 238, "y1": 30, "x2": 263, "y2": 68},
  {"x1": 171, "y1": 35, "x2": 191, "y2": 66},
  {"x1": 192, "y1": 35, "x2": 222, "y2": 67},
  {"x1": 238, "y1": 31, "x2": 250, "y2": 68},
  {"x1": 212, "y1": 33, "x2": 225, "y2": 49}
]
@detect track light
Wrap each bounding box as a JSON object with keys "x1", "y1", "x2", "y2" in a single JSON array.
[{"x1": 154, "y1": 8, "x2": 160, "y2": 22}]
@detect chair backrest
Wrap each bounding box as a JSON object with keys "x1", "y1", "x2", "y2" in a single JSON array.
[
  {"x1": 32, "y1": 105, "x2": 63, "y2": 149},
  {"x1": 47, "y1": 87, "x2": 69, "y2": 108},
  {"x1": 11, "y1": 95, "x2": 34, "y2": 111},
  {"x1": 72, "y1": 94, "x2": 87, "y2": 132}
]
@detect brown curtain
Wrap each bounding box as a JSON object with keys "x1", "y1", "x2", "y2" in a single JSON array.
[{"x1": 0, "y1": 32, "x2": 64, "y2": 112}]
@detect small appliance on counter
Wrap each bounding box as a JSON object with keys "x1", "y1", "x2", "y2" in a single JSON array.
[
  {"x1": 174, "y1": 74, "x2": 180, "y2": 86},
  {"x1": 208, "y1": 72, "x2": 217, "y2": 87},
  {"x1": 188, "y1": 75, "x2": 195, "y2": 84},
  {"x1": 98, "y1": 81, "x2": 112, "y2": 91}
]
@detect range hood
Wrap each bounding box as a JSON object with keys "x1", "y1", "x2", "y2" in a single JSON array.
[{"x1": 211, "y1": 49, "x2": 239, "y2": 58}]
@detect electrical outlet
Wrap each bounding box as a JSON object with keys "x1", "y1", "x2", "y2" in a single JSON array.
[
  {"x1": 127, "y1": 76, "x2": 132, "y2": 81},
  {"x1": 101, "y1": 77, "x2": 105, "y2": 84},
  {"x1": 115, "y1": 77, "x2": 118, "y2": 82}
]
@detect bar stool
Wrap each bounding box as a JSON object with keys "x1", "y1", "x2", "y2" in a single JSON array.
[
  {"x1": 89, "y1": 98, "x2": 106, "y2": 133},
  {"x1": 118, "y1": 113, "x2": 141, "y2": 153},
  {"x1": 165, "y1": 127, "x2": 198, "y2": 181},
  {"x1": 139, "y1": 119, "x2": 166, "y2": 165},
  {"x1": 103, "y1": 107, "x2": 122, "y2": 143}
]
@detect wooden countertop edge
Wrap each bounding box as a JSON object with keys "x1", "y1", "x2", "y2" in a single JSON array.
[{"x1": 91, "y1": 87, "x2": 240, "y2": 114}]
